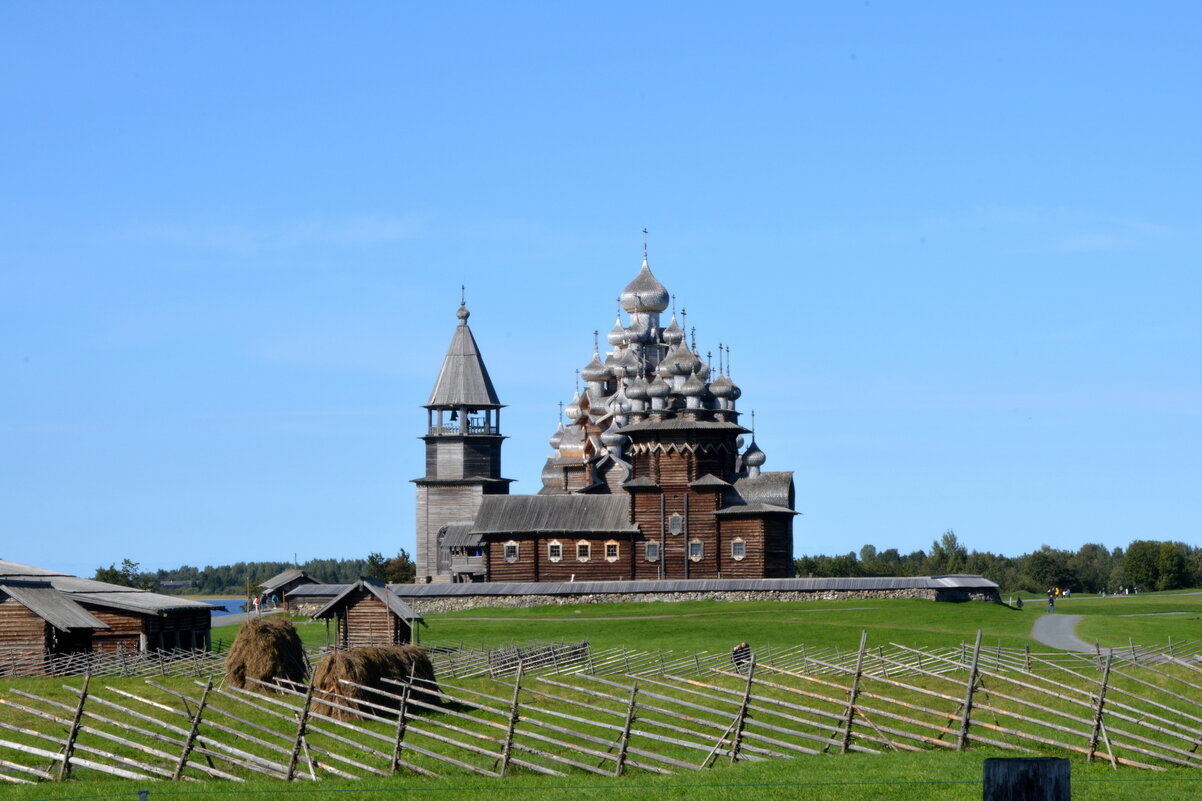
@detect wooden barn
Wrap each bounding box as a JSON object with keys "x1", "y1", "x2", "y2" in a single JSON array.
[
  {"x1": 312, "y1": 578, "x2": 424, "y2": 650},
  {"x1": 414, "y1": 251, "x2": 798, "y2": 584},
  {"x1": 0, "y1": 560, "x2": 212, "y2": 660},
  {"x1": 259, "y1": 568, "x2": 319, "y2": 611}
]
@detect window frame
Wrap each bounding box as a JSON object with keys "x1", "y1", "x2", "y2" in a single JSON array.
[
  {"x1": 688, "y1": 539, "x2": 704, "y2": 562},
  {"x1": 576, "y1": 540, "x2": 591, "y2": 562},
  {"x1": 731, "y1": 538, "x2": 746, "y2": 561},
  {"x1": 503, "y1": 541, "x2": 519, "y2": 564},
  {"x1": 645, "y1": 541, "x2": 660, "y2": 562},
  {"x1": 547, "y1": 540, "x2": 562, "y2": 562},
  {"x1": 604, "y1": 540, "x2": 619, "y2": 562}
]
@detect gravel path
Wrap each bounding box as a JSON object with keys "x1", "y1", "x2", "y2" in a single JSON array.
[{"x1": 1030, "y1": 613, "x2": 1093, "y2": 652}]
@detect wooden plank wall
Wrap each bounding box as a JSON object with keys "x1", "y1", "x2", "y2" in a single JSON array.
[
  {"x1": 0, "y1": 596, "x2": 49, "y2": 665},
  {"x1": 338, "y1": 590, "x2": 410, "y2": 649}
]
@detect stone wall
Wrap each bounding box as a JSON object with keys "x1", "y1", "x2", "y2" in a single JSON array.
[{"x1": 402, "y1": 586, "x2": 1001, "y2": 616}]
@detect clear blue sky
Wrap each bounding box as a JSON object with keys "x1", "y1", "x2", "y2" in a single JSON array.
[{"x1": 2, "y1": 3, "x2": 1199, "y2": 577}]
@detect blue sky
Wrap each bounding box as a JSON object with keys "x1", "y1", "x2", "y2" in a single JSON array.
[{"x1": 2, "y1": 3, "x2": 1199, "y2": 577}]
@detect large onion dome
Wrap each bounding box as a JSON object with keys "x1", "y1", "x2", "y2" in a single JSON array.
[
  {"x1": 626, "y1": 375, "x2": 649, "y2": 401},
  {"x1": 620, "y1": 257, "x2": 670, "y2": 314},
  {"x1": 549, "y1": 422, "x2": 565, "y2": 450},
  {"x1": 695, "y1": 355, "x2": 711, "y2": 381},
  {"x1": 727, "y1": 379, "x2": 742, "y2": 402},
  {"x1": 601, "y1": 428, "x2": 630, "y2": 449},
  {"x1": 541, "y1": 458, "x2": 562, "y2": 490},
  {"x1": 709, "y1": 373, "x2": 734, "y2": 399}
]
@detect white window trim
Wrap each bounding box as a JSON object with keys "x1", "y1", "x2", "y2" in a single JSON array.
[
  {"x1": 688, "y1": 539, "x2": 703, "y2": 562},
  {"x1": 503, "y1": 540, "x2": 519, "y2": 563},
  {"x1": 548, "y1": 539, "x2": 562, "y2": 563},
  {"x1": 731, "y1": 538, "x2": 746, "y2": 561},
  {"x1": 604, "y1": 540, "x2": 620, "y2": 562},
  {"x1": 645, "y1": 542, "x2": 660, "y2": 562},
  {"x1": 576, "y1": 540, "x2": 591, "y2": 562}
]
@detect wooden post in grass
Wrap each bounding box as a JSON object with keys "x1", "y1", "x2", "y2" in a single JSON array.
[
  {"x1": 171, "y1": 679, "x2": 212, "y2": 780},
  {"x1": 613, "y1": 681, "x2": 638, "y2": 775},
  {"x1": 729, "y1": 655, "x2": 756, "y2": 763},
  {"x1": 840, "y1": 631, "x2": 868, "y2": 754},
  {"x1": 983, "y1": 757, "x2": 1069, "y2": 801},
  {"x1": 1087, "y1": 653, "x2": 1112, "y2": 764},
  {"x1": 955, "y1": 630, "x2": 983, "y2": 751},
  {"x1": 389, "y1": 668, "x2": 413, "y2": 774},
  {"x1": 1024, "y1": 644, "x2": 1031, "y2": 672},
  {"x1": 499, "y1": 661, "x2": 523, "y2": 777},
  {"x1": 55, "y1": 673, "x2": 90, "y2": 780},
  {"x1": 285, "y1": 676, "x2": 316, "y2": 781}
]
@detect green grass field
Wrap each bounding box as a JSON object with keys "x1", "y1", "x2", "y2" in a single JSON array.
[{"x1": 7, "y1": 591, "x2": 1202, "y2": 800}]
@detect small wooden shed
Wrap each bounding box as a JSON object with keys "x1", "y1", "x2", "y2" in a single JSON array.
[
  {"x1": 0, "y1": 581, "x2": 107, "y2": 670},
  {"x1": 312, "y1": 578, "x2": 424, "y2": 650}
]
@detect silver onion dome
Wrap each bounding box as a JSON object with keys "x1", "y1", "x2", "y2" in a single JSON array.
[
  {"x1": 564, "y1": 390, "x2": 582, "y2": 420},
  {"x1": 607, "y1": 315, "x2": 626, "y2": 346},
  {"x1": 647, "y1": 375, "x2": 671, "y2": 398},
  {"x1": 581, "y1": 353, "x2": 610, "y2": 383},
  {"x1": 681, "y1": 372, "x2": 705, "y2": 397},
  {"x1": 620, "y1": 257, "x2": 670, "y2": 314},
  {"x1": 626, "y1": 375, "x2": 649, "y2": 401},
  {"x1": 549, "y1": 422, "x2": 565, "y2": 450},
  {"x1": 666, "y1": 342, "x2": 696, "y2": 375},
  {"x1": 709, "y1": 373, "x2": 734, "y2": 398},
  {"x1": 743, "y1": 440, "x2": 766, "y2": 468},
  {"x1": 662, "y1": 314, "x2": 684, "y2": 345}
]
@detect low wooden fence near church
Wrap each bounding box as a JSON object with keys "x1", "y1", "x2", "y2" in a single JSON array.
[{"x1": 2, "y1": 631, "x2": 1202, "y2": 786}]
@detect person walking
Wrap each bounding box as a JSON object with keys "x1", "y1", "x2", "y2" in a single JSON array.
[{"x1": 1047, "y1": 592, "x2": 1055, "y2": 613}]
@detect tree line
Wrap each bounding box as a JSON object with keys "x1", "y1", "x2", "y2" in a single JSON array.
[
  {"x1": 794, "y1": 531, "x2": 1202, "y2": 593},
  {"x1": 94, "y1": 550, "x2": 416, "y2": 595}
]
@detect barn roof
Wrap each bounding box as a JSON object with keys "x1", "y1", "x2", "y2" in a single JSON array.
[
  {"x1": 726, "y1": 471, "x2": 794, "y2": 511},
  {"x1": 310, "y1": 579, "x2": 422, "y2": 621},
  {"x1": 0, "y1": 581, "x2": 109, "y2": 631},
  {"x1": 259, "y1": 568, "x2": 313, "y2": 591},
  {"x1": 471, "y1": 495, "x2": 639, "y2": 534},
  {"x1": 426, "y1": 308, "x2": 501, "y2": 408},
  {"x1": 0, "y1": 559, "x2": 212, "y2": 616}
]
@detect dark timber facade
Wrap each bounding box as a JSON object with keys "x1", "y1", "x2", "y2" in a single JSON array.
[{"x1": 414, "y1": 249, "x2": 797, "y2": 584}]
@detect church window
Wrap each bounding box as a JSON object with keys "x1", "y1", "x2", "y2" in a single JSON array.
[
  {"x1": 668, "y1": 513, "x2": 683, "y2": 535},
  {"x1": 688, "y1": 540, "x2": 703, "y2": 561},
  {"x1": 731, "y1": 539, "x2": 746, "y2": 561},
  {"x1": 605, "y1": 541, "x2": 619, "y2": 562},
  {"x1": 503, "y1": 541, "x2": 519, "y2": 563},
  {"x1": 548, "y1": 540, "x2": 562, "y2": 562},
  {"x1": 645, "y1": 542, "x2": 660, "y2": 562},
  {"x1": 576, "y1": 541, "x2": 591, "y2": 561}
]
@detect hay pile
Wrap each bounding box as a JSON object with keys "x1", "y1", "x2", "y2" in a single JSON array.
[
  {"x1": 312, "y1": 645, "x2": 440, "y2": 720},
  {"x1": 223, "y1": 616, "x2": 308, "y2": 691}
]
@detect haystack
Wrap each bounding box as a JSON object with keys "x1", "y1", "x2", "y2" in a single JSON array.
[
  {"x1": 223, "y1": 616, "x2": 308, "y2": 691},
  {"x1": 312, "y1": 644, "x2": 440, "y2": 720}
]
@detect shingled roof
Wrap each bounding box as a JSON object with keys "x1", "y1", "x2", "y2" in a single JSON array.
[
  {"x1": 426, "y1": 308, "x2": 501, "y2": 408},
  {"x1": 471, "y1": 495, "x2": 639, "y2": 534}
]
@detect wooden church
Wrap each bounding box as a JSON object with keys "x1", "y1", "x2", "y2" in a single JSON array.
[{"x1": 413, "y1": 248, "x2": 796, "y2": 584}]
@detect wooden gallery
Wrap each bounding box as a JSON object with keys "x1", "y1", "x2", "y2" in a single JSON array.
[{"x1": 414, "y1": 249, "x2": 798, "y2": 585}]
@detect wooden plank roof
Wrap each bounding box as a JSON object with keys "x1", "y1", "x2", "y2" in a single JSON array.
[
  {"x1": 0, "y1": 559, "x2": 212, "y2": 616},
  {"x1": 426, "y1": 317, "x2": 501, "y2": 408},
  {"x1": 0, "y1": 581, "x2": 109, "y2": 631},
  {"x1": 310, "y1": 579, "x2": 422, "y2": 621},
  {"x1": 471, "y1": 494, "x2": 639, "y2": 534}
]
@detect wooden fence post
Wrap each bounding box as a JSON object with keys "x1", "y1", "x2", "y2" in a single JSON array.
[
  {"x1": 499, "y1": 661, "x2": 523, "y2": 777},
  {"x1": 729, "y1": 655, "x2": 756, "y2": 763},
  {"x1": 613, "y1": 681, "x2": 638, "y2": 776},
  {"x1": 1087, "y1": 653, "x2": 1113, "y2": 765},
  {"x1": 285, "y1": 676, "x2": 316, "y2": 781},
  {"x1": 955, "y1": 630, "x2": 983, "y2": 751},
  {"x1": 840, "y1": 631, "x2": 868, "y2": 754},
  {"x1": 389, "y1": 668, "x2": 413, "y2": 773},
  {"x1": 55, "y1": 673, "x2": 90, "y2": 781},
  {"x1": 172, "y1": 679, "x2": 212, "y2": 780}
]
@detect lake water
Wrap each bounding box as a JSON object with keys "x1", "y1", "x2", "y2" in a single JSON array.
[{"x1": 202, "y1": 600, "x2": 246, "y2": 616}]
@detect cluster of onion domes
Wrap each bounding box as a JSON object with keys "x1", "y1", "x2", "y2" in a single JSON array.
[{"x1": 545, "y1": 253, "x2": 764, "y2": 469}]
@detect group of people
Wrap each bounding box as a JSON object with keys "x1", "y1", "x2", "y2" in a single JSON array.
[{"x1": 250, "y1": 593, "x2": 280, "y2": 615}]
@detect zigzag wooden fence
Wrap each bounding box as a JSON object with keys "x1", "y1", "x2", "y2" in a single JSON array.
[{"x1": 2, "y1": 631, "x2": 1202, "y2": 786}]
